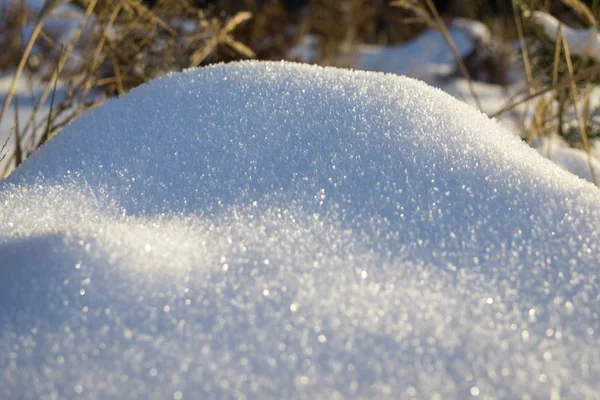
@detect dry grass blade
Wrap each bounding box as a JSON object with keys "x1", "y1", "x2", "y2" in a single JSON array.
[
  {"x1": 222, "y1": 11, "x2": 252, "y2": 35},
  {"x1": 561, "y1": 28, "x2": 599, "y2": 186},
  {"x1": 82, "y1": 0, "x2": 124, "y2": 94},
  {"x1": 513, "y1": 4, "x2": 543, "y2": 140},
  {"x1": 534, "y1": 96, "x2": 553, "y2": 134},
  {"x1": 552, "y1": 26, "x2": 564, "y2": 87},
  {"x1": 111, "y1": 53, "x2": 125, "y2": 95},
  {"x1": 560, "y1": 0, "x2": 597, "y2": 26},
  {"x1": 514, "y1": 6, "x2": 535, "y2": 97},
  {"x1": 423, "y1": 0, "x2": 483, "y2": 111},
  {"x1": 189, "y1": 11, "x2": 254, "y2": 67},
  {"x1": 391, "y1": 0, "x2": 435, "y2": 27},
  {"x1": 40, "y1": 73, "x2": 59, "y2": 147},
  {"x1": 552, "y1": 25, "x2": 566, "y2": 140},
  {"x1": 123, "y1": 0, "x2": 176, "y2": 36},
  {"x1": 0, "y1": 22, "x2": 44, "y2": 128},
  {"x1": 18, "y1": 75, "x2": 61, "y2": 152},
  {"x1": 190, "y1": 37, "x2": 219, "y2": 67},
  {"x1": 36, "y1": 0, "x2": 68, "y2": 23},
  {"x1": 0, "y1": 126, "x2": 14, "y2": 166},
  {"x1": 491, "y1": 63, "x2": 600, "y2": 117},
  {"x1": 0, "y1": 0, "x2": 95, "y2": 139},
  {"x1": 222, "y1": 36, "x2": 255, "y2": 59},
  {"x1": 583, "y1": 84, "x2": 592, "y2": 138},
  {"x1": 11, "y1": 1, "x2": 96, "y2": 157},
  {"x1": 13, "y1": 96, "x2": 22, "y2": 167}
]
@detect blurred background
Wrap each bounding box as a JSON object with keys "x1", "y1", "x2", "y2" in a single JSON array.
[{"x1": 1, "y1": 0, "x2": 600, "y2": 183}]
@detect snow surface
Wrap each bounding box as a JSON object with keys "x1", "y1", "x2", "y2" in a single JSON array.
[{"x1": 1, "y1": 61, "x2": 600, "y2": 399}]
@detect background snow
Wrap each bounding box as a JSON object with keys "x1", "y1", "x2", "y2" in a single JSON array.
[
  {"x1": 532, "y1": 134, "x2": 600, "y2": 183},
  {"x1": 1, "y1": 61, "x2": 600, "y2": 399},
  {"x1": 533, "y1": 11, "x2": 600, "y2": 63},
  {"x1": 337, "y1": 19, "x2": 490, "y2": 80},
  {"x1": 0, "y1": 0, "x2": 93, "y2": 44}
]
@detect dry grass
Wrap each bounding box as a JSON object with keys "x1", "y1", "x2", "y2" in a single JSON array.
[
  {"x1": 493, "y1": 0, "x2": 600, "y2": 185},
  {"x1": 560, "y1": 0, "x2": 597, "y2": 26},
  {"x1": 560, "y1": 25, "x2": 598, "y2": 184}
]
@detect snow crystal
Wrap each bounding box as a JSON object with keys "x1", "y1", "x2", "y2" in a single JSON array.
[{"x1": 1, "y1": 61, "x2": 600, "y2": 399}]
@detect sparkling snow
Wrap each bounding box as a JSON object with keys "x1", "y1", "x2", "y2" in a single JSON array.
[{"x1": 1, "y1": 61, "x2": 600, "y2": 399}]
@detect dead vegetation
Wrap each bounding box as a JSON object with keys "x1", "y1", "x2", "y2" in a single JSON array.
[{"x1": 508, "y1": 0, "x2": 600, "y2": 184}]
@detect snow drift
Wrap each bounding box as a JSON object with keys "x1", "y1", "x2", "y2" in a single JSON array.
[{"x1": 1, "y1": 61, "x2": 600, "y2": 399}]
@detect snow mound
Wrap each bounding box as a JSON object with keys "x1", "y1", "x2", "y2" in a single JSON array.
[{"x1": 1, "y1": 61, "x2": 600, "y2": 399}]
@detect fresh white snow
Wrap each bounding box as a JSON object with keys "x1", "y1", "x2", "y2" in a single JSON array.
[{"x1": 1, "y1": 61, "x2": 600, "y2": 399}]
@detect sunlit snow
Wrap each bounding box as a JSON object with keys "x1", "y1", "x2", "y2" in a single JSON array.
[{"x1": 1, "y1": 61, "x2": 600, "y2": 399}]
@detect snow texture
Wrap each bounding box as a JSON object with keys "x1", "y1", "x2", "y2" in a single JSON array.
[{"x1": 1, "y1": 61, "x2": 600, "y2": 399}]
